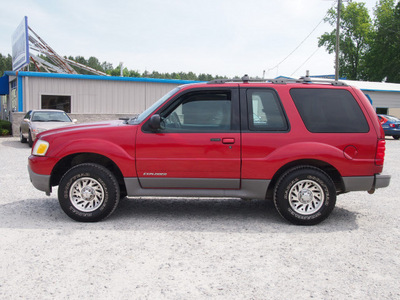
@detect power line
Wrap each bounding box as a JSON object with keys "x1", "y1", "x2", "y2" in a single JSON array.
[
  {"x1": 290, "y1": 47, "x2": 321, "y2": 77},
  {"x1": 265, "y1": 2, "x2": 336, "y2": 77}
]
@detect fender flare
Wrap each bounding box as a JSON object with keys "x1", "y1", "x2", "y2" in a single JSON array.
[{"x1": 49, "y1": 138, "x2": 136, "y2": 176}]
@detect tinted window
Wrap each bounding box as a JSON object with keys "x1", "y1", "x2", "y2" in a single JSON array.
[
  {"x1": 247, "y1": 89, "x2": 288, "y2": 131},
  {"x1": 41, "y1": 95, "x2": 71, "y2": 113},
  {"x1": 290, "y1": 89, "x2": 369, "y2": 133},
  {"x1": 159, "y1": 91, "x2": 232, "y2": 132}
]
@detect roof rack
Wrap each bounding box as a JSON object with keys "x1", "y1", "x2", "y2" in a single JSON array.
[{"x1": 207, "y1": 74, "x2": 347, "y2": 86}]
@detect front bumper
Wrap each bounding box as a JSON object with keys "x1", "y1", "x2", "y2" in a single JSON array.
[{"x1": 28, "y1": 165, "x2": 52, "y2": 195}]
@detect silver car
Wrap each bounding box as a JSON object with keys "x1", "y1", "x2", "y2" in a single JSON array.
[{"x1": 20, "y1": 109, "x2": 77, "y2": 147}]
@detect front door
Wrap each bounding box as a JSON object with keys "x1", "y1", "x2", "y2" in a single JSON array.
[{"x1": 135, "y1": 88, "x2": 240, "y2": 189}]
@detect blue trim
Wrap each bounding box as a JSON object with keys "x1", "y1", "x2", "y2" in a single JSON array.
[
  {"x1": 310, "y1": 75, "x2": 347, "y2": 80},
  {"x1": 18, "y1": 75, "x2": 23, "y2": 112},
  {"x1": 4, "y1": 71, "x2": 201, "y2": 85},
  {"x1": 360, "y1": 88, "x2": 400, "y2": 93},
  {"x1": 365, "y1": 94, "x2": 373, "y2": 104},
  {"x1": 274, "y1": 76, "x2": 294, "y2": 80},
  {"x1": 0, "y1": 75, "x2": 9, "y2": 95}
]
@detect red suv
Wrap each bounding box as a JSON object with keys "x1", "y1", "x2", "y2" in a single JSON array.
[{"x1": 28, "y1": 75, "x2": 391, "y2": 225}]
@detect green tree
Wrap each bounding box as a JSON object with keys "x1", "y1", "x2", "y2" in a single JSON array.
[
  {"x1": 198, "y1": 73, "x2": 214, "y2": 81},
  {"x1": 128, "y1": 69, "x2": 141, "y2": 77},
  {"x1": 365, "y1": 0, "x2": 400, "y2": 82},
  {"x1": 87, "y1": 56, "x2": 103, "y2": 72},
  {"x1": 1, "y1": 52, "x2": 231, "y2": 81},
  {"x1": 101, "y1": 61, "x2": 114, "y2": 72},
  {"x1": 107, "y1": 65, "x2": 122, "y2": 77},
  {"x1": 0, "y1": 54, "x2": 12, "y2": 76},
  {"x1": 318, "y1": 2, "x2": 372, "y2": 80}
]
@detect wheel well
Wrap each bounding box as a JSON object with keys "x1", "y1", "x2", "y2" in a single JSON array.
[
  {"x1": 266, "y1": 159, "x2": 344, "y2": 200},
  {"x1": 50, "y1": 153, "x2": 126, "y2": 194}
]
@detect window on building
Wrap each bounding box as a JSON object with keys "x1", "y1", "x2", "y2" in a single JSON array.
[
  {"x1": 41, "y1": 95, "x2": 71, "y2": 113},
  {"x1": 376, "y1": 107, "x2": 388, "y2": 115}
]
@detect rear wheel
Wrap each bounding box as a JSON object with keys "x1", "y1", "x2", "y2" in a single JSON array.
[
  {"x1": 393, "y1": 135, "x2": 399, "y2": 140},
  {"x1": 274, "y1": 166, "x2": 336, "y2": 225},
  {"x1": 58, "y1": 163, "x2": 120, "y2": 222}
]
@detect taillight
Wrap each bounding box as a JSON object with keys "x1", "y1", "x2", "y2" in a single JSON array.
[
  {"x1": 375, "y1": 139, "x2": 386, "y2": 166},
  {"x1": 389, "y1": 124, "x2": 396, "y2": 128}
]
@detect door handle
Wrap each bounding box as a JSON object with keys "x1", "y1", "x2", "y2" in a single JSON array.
[{"x1": 222, "y1": 138, "x2": 235, "y2": 144}]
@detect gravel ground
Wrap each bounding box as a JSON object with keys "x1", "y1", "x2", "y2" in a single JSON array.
[{"x1": 0, "y1": 137, "x2": 399, "y2": 299}]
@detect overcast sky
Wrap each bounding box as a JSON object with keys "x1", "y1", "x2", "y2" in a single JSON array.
[{"x1": 0, "y1": 0, "x2": 380, "y2": 79}]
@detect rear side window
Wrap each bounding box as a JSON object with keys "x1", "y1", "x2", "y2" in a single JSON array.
[
  {"x1": 247, "y1": 89, "x2": 288, "y2": 131},
  {"x1": 290, "y1": 88, "x2": 369, "y2": 133}
]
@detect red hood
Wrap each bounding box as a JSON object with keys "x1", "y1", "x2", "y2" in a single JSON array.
[{"x1": 37, "y1": 120, "x2": 126, "y2": 140}]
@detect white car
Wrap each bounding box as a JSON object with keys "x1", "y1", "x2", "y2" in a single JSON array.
[{"x1": 20, "y1": 109, "x2": 77, "y2": 147}]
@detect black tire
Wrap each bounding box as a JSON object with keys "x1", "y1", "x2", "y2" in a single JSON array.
[
  {"x1": 58, "y1": 163, "x2": 120, "y2": 222},
  {"x1": 28, "y1": 130, "x2": 33, "y2": 147},
  {"x1": 393, "y1": 135, "x2": 399, "y2": 140},
  {"x1": 273, "y1": 166, "x2": 336, "y2": 225},
  {"x1": 20, "y1": 129, "x2": 27, "y2": 143}
]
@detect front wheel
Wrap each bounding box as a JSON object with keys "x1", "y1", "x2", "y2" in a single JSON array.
[
  {"x1": 20, "y1": 129, "x2": 27, "y2": 143},
  {"x1": 58, "y1": 163, "x2": 120, "y2": 222},
  {"x1": 273, "y1": 166, "x2": 336, "y2": 225},
  {"x1": 28, "y1": 130, "x2": 33, "y2": 147}
]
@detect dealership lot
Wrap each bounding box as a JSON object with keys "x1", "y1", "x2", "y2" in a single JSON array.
[{"x1": 0, "y1": 137, "x2": 399, "y2": 299}]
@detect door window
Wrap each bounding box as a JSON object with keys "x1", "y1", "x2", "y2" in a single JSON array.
[{"x1": 159, "y1": 91, "x2": 232, "y2": 132}]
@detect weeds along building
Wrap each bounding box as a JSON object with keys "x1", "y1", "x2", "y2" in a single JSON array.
[
  {"x1": 1, "y1": 71, "x2": 400, "y2": 137},
  {"x1": 0, "y1": 71, "x2": 198, "y2": 136}
]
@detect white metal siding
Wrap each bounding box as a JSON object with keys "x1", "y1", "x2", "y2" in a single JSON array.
[
  {"x1": 23, "y1": 77, "x2": 400, "y2": 113},
  {"x1": 363, "y1": 91, "x2": 400, "y2": 108},
  {"x1": 23, "y1": 77, "x2": 181, "y2": 114}
]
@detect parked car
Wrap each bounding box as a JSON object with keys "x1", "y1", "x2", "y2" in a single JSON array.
[
  {"x1": 28, "y1": 75, "x2": 391, "y2": 225},
  {"x1": 378, "y1": 114, "x2": 400, "y2": 140},
  {"x1": 20, "y1": 109, "x2": 77, "y2": 147}
]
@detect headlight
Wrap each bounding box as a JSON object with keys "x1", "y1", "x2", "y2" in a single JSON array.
[
  {"x1": 32, "y1": 128, "x2": 46, "y2": 140},
  {"x1": 32, "y1": 128, "x2": 46, "y2": 133},
  {"x1": 32, "y1": 140, "x2": 50, "y2": 156}
]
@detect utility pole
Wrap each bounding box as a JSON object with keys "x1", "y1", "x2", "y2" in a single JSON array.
[{"x1": 335, "y1": 0, "x2": 342, "y2": 81}]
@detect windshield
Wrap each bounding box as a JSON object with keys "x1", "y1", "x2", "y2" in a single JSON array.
[
  {"x1": 31, "y1": 111, "x2": 72, "y2": 122},
  {"x1": 130, "y1": 87, "x2": 181, "y2": 124}
]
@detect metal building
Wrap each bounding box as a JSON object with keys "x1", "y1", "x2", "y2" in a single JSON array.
[
  {"x1": 343, "y1": 79, "x2": 400, "y2": 116},
  {"x1": 0, "y1": 71, "x2": 198, "y2": 136}
]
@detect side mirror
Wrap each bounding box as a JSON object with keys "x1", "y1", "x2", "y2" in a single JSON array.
[
  {"x1": 72, "y1": 119, "x2": 78, "y2": 124},
  {"x1": 23, "y1": 118, "x2": 30, "y2": 122},
  {"x1": 149, "y1": 114, "x2": 161, "y2": 131}
]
